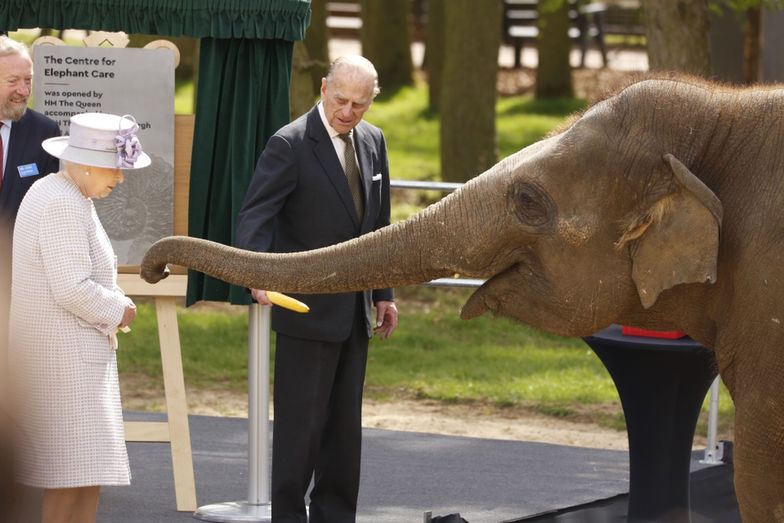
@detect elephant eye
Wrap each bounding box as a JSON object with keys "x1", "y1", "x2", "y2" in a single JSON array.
[{"x1": 508, "y1": 182, "x2": 555, "y2": 229}]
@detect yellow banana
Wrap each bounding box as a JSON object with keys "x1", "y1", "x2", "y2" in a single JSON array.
[{"x1": 267, "y1": 291, "x2": 310, "y2": 313}]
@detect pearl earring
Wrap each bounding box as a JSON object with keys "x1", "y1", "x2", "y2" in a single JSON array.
[{"x1": 84, "y1": 169, "x2": 91, "y2": 176}]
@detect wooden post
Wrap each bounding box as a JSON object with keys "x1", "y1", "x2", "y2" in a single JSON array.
[
  {"x1": 119, "y1": 274, "x2": 196, "y2": 512},
  {"x1": 121, "y1": 113, "x2": 195, "y2": 511},
  {"x1": 118, "y1": 113, "x2": 195, "y2": 511},
  {"x1": 119, "y1": 112, "x2": 195, "y2": 510},
  {"x1": 118, "y1": 112, "x2": 195, "y2": 511}
]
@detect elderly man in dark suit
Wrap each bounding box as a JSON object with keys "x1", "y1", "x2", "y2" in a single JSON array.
[
  {"x1": 0, "y1": 36, "x2": 60, "y2": 227},
  {"x1": 236, "y1": 55, "x2": 398, "y2": 523}
]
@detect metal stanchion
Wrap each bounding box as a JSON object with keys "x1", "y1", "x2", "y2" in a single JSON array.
[
  {"x1": 194, "y1": 303, "x2": 272, "y2": 522},
  {"x1": 700, "y1": 377, "x2": 724, "y2": 464}
]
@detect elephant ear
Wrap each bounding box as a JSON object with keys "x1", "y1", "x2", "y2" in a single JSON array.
[{"x1": 619, "y1": 154, "x2": 723, "y2": 309}]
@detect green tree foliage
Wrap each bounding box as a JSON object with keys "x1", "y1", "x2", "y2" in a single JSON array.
[
  {"x1": 440, "y1": 0, "x2": 502, "y2": 183},
  {"x1": 360, "y1": 0, "x2": 414, "y2": 93},
  {"x1": 535, "y1": 0, "x2": 573, "y2": 98},
  {"x1": 38, "y1": 28, "x2": 61, "y2": 38}
]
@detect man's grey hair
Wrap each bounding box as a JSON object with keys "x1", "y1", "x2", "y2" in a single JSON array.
[
  {"x1": 0, "y1": 36, "x2": 31, "y2": 60},
  {"x1": 325, "y1": 55, "x2": 381, "y2": 99}
]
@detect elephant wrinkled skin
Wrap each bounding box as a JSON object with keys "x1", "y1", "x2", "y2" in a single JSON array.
[{"x1": 142, "y1": 78, "x2": 784, "y2": 522}]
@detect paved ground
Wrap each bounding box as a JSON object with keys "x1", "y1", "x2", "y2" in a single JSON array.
[
  {"x1": 91, "y1": 412, "x2": 632, "y2": 523},
  {"x1": 71, "y1": 412, "x2": 734, "y2": 523}
]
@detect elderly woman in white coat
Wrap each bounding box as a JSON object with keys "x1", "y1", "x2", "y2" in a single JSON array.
[{"x1": 9, "y1": 112, "x2": 149, "y2": 523}]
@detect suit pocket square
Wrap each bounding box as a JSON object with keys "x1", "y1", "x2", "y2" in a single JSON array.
[{"x1": 372, "y1": 173, "x2": 383, "y2": 182}]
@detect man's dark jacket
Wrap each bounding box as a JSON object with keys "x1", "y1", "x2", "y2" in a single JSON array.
[
  {"x1": 0, "y1": 109, "x2": 60, "y2": 223},
  {"x1": 236, "y1": 105, "x2": 393, "y2": 342}
]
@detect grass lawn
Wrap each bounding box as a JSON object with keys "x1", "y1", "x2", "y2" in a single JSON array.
[
  {"x1": 118, "y1": 81, "x2": 735, "y2": 435},
  {"x1": 119, "y1": 288, "x2": 734, "y2": 435}
]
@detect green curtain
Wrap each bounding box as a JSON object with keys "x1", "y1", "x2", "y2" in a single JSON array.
[
  {"x1": 0, "y1": 0, "x2": 310, "y2": 39},
  {"x1": 186, "y1": 38, "x2": 293, "y2": 305}
]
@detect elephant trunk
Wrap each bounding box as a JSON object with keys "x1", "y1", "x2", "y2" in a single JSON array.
[{"x1": 141, "y1": 174, "x2": 505, "y2": 293}]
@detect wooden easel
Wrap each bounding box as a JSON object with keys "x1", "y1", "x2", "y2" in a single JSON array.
[
  {"x1": 119, "y1": 110, "x2": 196, "y2": 512},
  {"x1": 117, "y1": 112, "x2": 197, "y2": 512},
  {"x1": 33, "y1": 33, "x2": 198, "y2": 512},
  {"x1": 118, "y1": 274, "x2": 196, "y2": 512}
]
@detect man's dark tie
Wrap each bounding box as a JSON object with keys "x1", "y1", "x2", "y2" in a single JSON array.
[
  {"x1": 339, "y1": 133, "x2": 364, "y2": 220},
  {"x1": 0, "y1": 121, "x2": 4, "y2": 192}
]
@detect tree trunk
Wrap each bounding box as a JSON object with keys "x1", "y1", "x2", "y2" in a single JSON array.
[
  {"x1": 360, "y1": 0, "x2": 414, "y2": 93},
  {"x1": 440, "y1": 0, "x2": 502, "y2": 183},
  {"x1": 743, "y1": 7, "x2": 762, "y2": 84},
  {"x1": 304, "y1": 0, "x2": 330, "y2": 93},
  {"x1": 290, "y1": 41, "x2": 318, "y2": 120},
  {"x1": 535, "y1": 0, "x2": 573, "y2": 98},
  {"x1": 642, "y1": 0, "x2": 712, "y2": 76},
  {"x1": 426, "y1": 0, "x2": 445, "y2": 113}
]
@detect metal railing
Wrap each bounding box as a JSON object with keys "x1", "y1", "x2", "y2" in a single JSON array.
[
  {"x1": 390, "y1": 179, "x2": 462, "y2": 192},
  {"x1": 391, "y1": 179, "x2": 480, "y2": 289}
]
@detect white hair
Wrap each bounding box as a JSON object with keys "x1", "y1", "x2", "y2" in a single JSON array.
[
  {"x1": 0, "y1": 35, "x2": 30, "y2": 60},
  {"x1": 325, "y1": 55, "x2": 381, "y2": 98}
]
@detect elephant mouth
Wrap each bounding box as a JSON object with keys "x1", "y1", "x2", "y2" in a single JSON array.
[
  {"x1": 460, "y1": 263, "x2": 522, "y2": 320},
  {"x1": 460, "y1": 254, "x2": 552, "y2": 322}
]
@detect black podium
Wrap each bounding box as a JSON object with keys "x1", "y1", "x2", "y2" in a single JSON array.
[{"x1": 583, "y1": 325, "x2": 717, "y2": 522}]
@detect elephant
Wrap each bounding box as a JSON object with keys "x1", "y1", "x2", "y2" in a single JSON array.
[{"x1": 141, "y1": 77, "x2": 784, "y2": 522}]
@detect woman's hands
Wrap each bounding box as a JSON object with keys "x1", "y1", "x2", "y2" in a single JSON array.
[{"x1": 119, "y1": 299, "x2": 137, "y2": 329}]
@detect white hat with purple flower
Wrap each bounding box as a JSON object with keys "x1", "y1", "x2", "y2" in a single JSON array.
[{"x1": 42, "y1": 112, "x2": 151, "y2": 170}]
